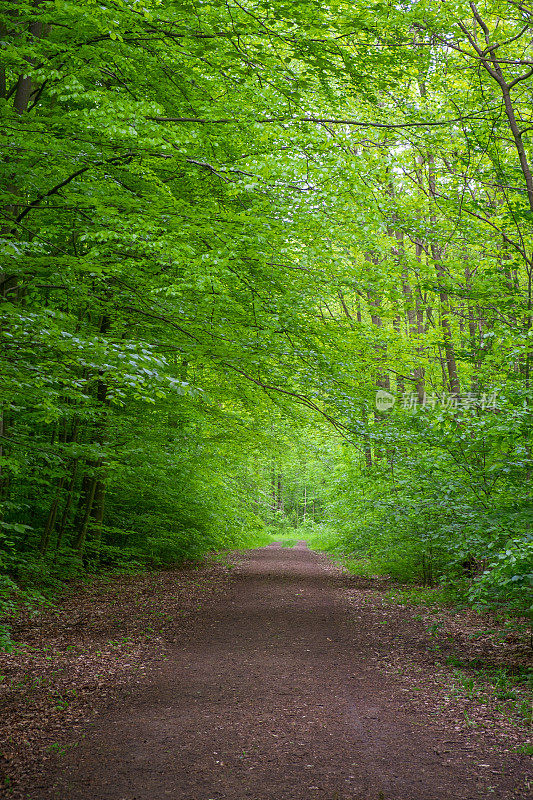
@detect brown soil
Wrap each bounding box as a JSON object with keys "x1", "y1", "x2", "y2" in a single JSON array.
[{"x1": 2, "y1": 544, "x2": 531, "y2": 799}]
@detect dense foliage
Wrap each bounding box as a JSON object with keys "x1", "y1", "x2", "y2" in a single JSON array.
[{"x1": 1, "y1": 0, "x2": 532, "y2": 625}]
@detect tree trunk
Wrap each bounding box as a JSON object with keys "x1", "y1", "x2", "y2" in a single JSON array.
[
  {"x1": 39, "y1": 478, "x2": 65, "y2": 555},
  {"x1": 277, "y1": 474, "x2": 283, "y2": 514},
  {"x1": 73, "y1": 463, "x2": 102, "y2": 555},
  {"x1": 426, "y1": 152, "x2": 460, "y2": 395},
  {"x1": 54, "y1": 459, "x2": 79, "y2": 557}
]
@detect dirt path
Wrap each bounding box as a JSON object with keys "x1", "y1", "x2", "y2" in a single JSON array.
[{"x1": 17, "y1": 545, "x2": 531, "y2": 799}]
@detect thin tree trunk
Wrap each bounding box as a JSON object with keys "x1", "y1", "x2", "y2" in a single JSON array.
[
  {"x1": 91, "y1": 481, "x2": 106, "y2": 561},
  {"x1": 426, "y1": 151, "x2": 460, "y2": 395},
  {"x1": 39, "y1": 478, "x2": 65, "y2": 555},
  {"x1": 54, "y1": 459, "x2": 79, "y2": 557},
  {"x1": 73, "y1": 460, "x2": 102, "y2": 555},
  {"x1": 277, "y1": 474, "x2": 283, "y2": 514}
]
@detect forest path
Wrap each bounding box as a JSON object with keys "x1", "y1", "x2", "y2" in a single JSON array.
[{"x1": 28, "y1": 545, "x2": 529, "y2": 800}]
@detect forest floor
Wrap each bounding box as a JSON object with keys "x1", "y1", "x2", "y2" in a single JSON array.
[{"x1": 0, "y1": 544, "x2": 531, "y2": 800}]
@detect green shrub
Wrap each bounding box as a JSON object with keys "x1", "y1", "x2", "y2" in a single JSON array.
[{"x1": 468, "y1": 539, "x2": 533, "y2": 616}]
